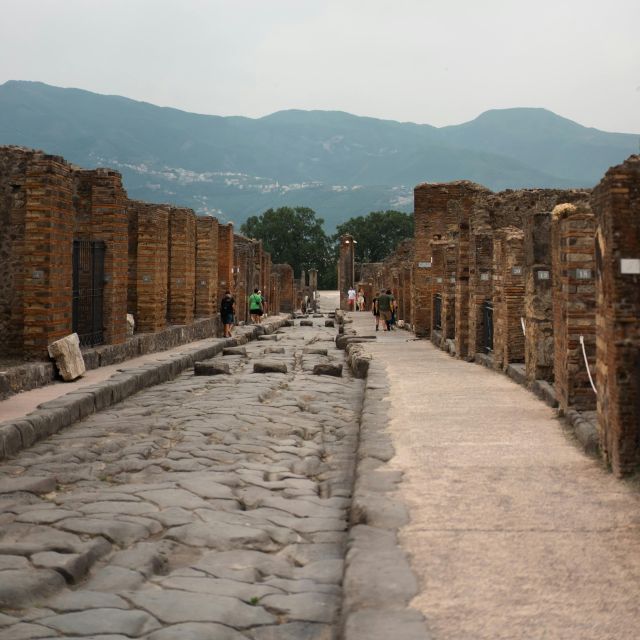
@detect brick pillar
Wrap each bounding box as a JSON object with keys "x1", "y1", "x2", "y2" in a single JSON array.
[
  {"x1": 430, "y1": 241, "x2": 446, "y2": 346},
  {"x1": 91, "y1": 170, "x2": 128, "y2": 345},
  {"x1": 493, "y1": 227, "x2": 525, "y2": 370},
  {"x1": 593, "y1": 155, "x2": 640, "y2": 475},
  {"x1": 274, "y1": 264, "x2": 294, "y2": 313},
  {"x1": 468, "y1": 232, "x2": 493, "y2": 357},
  {"x1": 338, "y1": 235, "x2": 355, "y2": 310},
  {"x1": 168, "y1": 208, "x2": 196, "y2": 325},
  {"x1": 442, "y1": 242, "x2": 457, "y2": 342},
  {"x1": 455, "y1": 221, "x2": 470, "y2": 358},
  {"x1": 195, "y1": 216, "x2": 219, "y2": 318},
  {"x1": 23, "y1": 154, "x2": 74, "y2": 358},
  {"x1": 127, "y1": 202, "x2": 169, "y2": 333},
  {"x1": 217, "y1": 222, "x2": 234, "y2": 302},
  {"x1": 551, "y1": 203, "x2": 596, "y2": 414},
  {"x1": 524, "y1": 211, "x2": 554, "y2": 383}
]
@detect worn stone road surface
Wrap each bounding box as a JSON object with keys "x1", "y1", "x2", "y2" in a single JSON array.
[{"x1": 0, "y1": 319, "x2": 362, "y2": 639}]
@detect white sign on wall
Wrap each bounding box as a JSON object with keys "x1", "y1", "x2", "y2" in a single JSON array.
[{"x1": 620, "y1": 259, "x2": 640, "y2": 275}]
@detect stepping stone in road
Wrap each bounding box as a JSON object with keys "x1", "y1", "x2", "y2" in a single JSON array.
[
  {"x1": 222, "y1": 346, "x2": 247, "y2": 356},
  {"x1": 313, "y1": 364, "x2": 343, "y2": 377},
  {"x1": 304, "y1": 348, "x2": 328, "y2": 356},
  {"x1": 300, "y1": 320, "x2": 314, "y2": 327},
  {"x1": 194, "y1": 361, "x2": 231, "y2": 376},
  {"x1": 254, "y1": 361, "x2": 288, "y2": 374},
  {"x1": 258, "y1": 334, "x2": 280, "y2": 341},
  {"x1": 264, "y1": 347, "x2": 285, "y2": 354},
  {"x1": 325, "y1": 319, "x2": 335, "y2": 327}
]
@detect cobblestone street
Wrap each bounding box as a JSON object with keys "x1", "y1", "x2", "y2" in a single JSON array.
[{"x1": 0, "y1": 317, "x2": 362, "y2": 639}]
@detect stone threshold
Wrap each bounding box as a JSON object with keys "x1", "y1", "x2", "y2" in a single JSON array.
[{"x1": 0, "y1": 317, "x2": 288, "y2": 461}]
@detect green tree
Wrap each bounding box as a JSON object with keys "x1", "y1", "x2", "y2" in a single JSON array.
[
  {"x1": 333, "y1": 210, "x2": 414, "y2": 263},
  {"x1": 241, "y1": 206, "x2": 336, "y2": 288}
]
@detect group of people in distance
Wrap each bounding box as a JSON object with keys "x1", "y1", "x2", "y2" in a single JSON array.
[
  {"x1": 347, "y1": 285, "x2": 397, "y2": 331},
  {"x1": 219, "y1": 288, "x2": 267, "y2": 338}
]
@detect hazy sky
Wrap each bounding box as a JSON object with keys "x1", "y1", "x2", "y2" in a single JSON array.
[{"x1": 1, "y1": 0, "x2": 638, "y2": 133}]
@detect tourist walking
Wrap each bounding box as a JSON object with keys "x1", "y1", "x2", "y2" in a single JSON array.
[
  {"x1": 357, "y1": 288, "x2": 365, "y2": 312},
  {"x1": 248, "y1": 288, "x2": 263, "y2": 324},
  {"x1": 347, "y1": 287, "x2": 356, "y2": 311},
  {"x1": 220, "y1": 290, "x2": 236, "y2": 338},
  {"x1": 377, "y1": 288, "x2": 395, "y2": 331},
  {"x1": 371, "y1": 292, "x2": 381, "y2": 331}
]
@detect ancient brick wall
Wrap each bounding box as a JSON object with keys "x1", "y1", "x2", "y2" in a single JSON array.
[
  {"x1": 217, "y1": 223, "x2": 234, "y2": 303},
  {"x1": 127, "y1": 201, "x2": 169, "y2": 333},
  {"x1": 168, "y1": 208, "x2": 196, "y2": 325},
  {"x1": 524, "y1": 211, "x2": 554, "y2": 383},
  {"x1": 0, "y1": 147, "x2": 34, "y2": 357},
  {"x1": 593, "y1": 155, "x2": 640, "y2": 475},
  {"x1": 551, "y1": 203, "x2": 596, "y2": 414},
  {"x1": 492, "y1": 227, "x2": 525, "y2": 370},
  {"x1": 273, "y1": 264, "x2": 294, "y2": 313},
  {"x1": 195, "y1": 216, "x2": 219, "y2": 318},
  {"x1": 468, "y1": 232, "x2": 493, "y2": 357},
  {"x1": 233, "y1": 234, "x2": 257, "y2": 323}
]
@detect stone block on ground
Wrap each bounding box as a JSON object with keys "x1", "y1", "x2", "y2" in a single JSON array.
[
  {"x1": 254, "y1": 361, "x2": 288, "y2": 374},
  {"x1": 264, "y1": 347, "x2": 285, "y2": 354},
  {"x1": 194, "y1": 361, "x2": 231, "y2": 376},
  {"x1": 335, "y1": 335, "x2": 376, "y2": 350},
  {"x1": 325, "y1": 320, "x2": 335, "y2": 327},
  {"x1": 223, "y1": 346, "x2": 247, "y2": 356},
  {"x1": 304, "y1": 348, "x2": 328, "y2": 356},
  {"x1": 300, "y1": 320, "x2": 314, "y2": 327},
  {"x1": 313, "y1": 364, "x2": 343, "y2": 377},
  {"x1": 127, "y1": 313, "x2": 135, "y2": 336},
  {"x1": 258, "y1": 334, "x2": 280, "y2": 341},
  {"x1": 47, "y1": 333, "x2": 86, "y2": 381},
  {"x1": 344, "y1": 609, "x2": 429, "y2": 640}
]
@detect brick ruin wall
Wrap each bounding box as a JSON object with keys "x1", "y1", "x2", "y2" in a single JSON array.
[
  {"x1": 167, "y1": 208, "x2": 197, "y2": 326},
  {"x1": 195, "y1": 216, "x2": 219, "y2": 318},
  {"x1": 217, "y1": 223, "x2": 234, "y2": 303},
  {"x1": 338, "y1": 235, "x2": 355, "y2": 310},
  {"x1": 551, "y1": 203, "x2": 596, "y2": 413},
  {"x1": 593, "y1": 156, "x2": 640, "y2": 475}
]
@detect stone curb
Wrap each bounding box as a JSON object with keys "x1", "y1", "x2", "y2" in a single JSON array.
[
  {"x1": 0, "y1": 317, "x2": 289, "y2": 461},
  {"x1": 341, "y1": 323, "x2": 430, "y2": 639}
]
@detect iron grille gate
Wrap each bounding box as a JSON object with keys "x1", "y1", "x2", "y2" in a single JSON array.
[
  {"x1": 72, "y1": 239, "x2": 105, "y2": 347},
  {"x1": 433, "y1": 293, "x2": 442, "y2": 331},
  {"x1": 482, "y1": 299, "x2": 493, "y2": 353}
]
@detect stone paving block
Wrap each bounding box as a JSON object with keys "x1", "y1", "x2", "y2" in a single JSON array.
[
  {"x1": 0, "y1": 568, "x2": 66, "y2": 608},
  {"x1": 125, "y1": 589, "x2": 276, "y2": 627},
  {"x1": 304, "y1": 348, "x2": 328, "y2": 355},
  {"x1": 46, "y1": 590, "x2": 131, "y2": 612},
  {"x1": 147, "y1": 622, "x2": 249, "y2": 640},
  {"x1": 258, "y1": 334, "x2": 280, "y2": 341},
  {"x1": 254, "y1": 361, "x2": 288, "y2": 374},
  {"x1": 300, "y1": 320, "x2": 314, "y2": 326},
  {"x1": 193, "y1": 361, "x2": 231, "y2": 376},
  {"x1": 324, "y1": 320, "x2": 335, "y2": 327},
  {"x1": 30, "y1": 551, "x2": 89, "y2": 584},
  {"x1": 260, "y1": 592, "x2": 340, "y2": 623},
  {"x1": 0, "y1": 475, "x2": 56, "y2": 495},
  {"x1": 38, "y1": 607, "x2": 161, "y2": 637},
  {"x1": 264, "y1": 346, "x2": 285, "y2": 354},
  {"x1": 223, "y1": 346, "x2": 247, "y2": 356},
  {"x1": 0, "y1": 622, "x2": 54, "y2": 639},
  {"x1": 344, "y1": 608, "x2": 429, "y2": 640},
  {"x1": 313, "y1": 364, "x2": 343, "y2": 377}
]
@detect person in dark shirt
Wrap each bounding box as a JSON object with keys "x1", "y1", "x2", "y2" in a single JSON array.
[
  {"x1": 377, "y1": 289, "x2": 395, "y2": 331},
  {"x1": 220, "y1": 291, "x2": 236, "y2": 338}
]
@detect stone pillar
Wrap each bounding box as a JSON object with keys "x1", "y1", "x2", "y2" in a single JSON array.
[
  {"x1": 524, "y1": 211, "x2": 553, "y2": 383},
  {"x1": 308, "y1": 268, "x2": 318, "y2": 292},
  {"x1": 217, "y1": 222, "x2": 234, "y2": 302},
  {"x1": 492, "y1": 227, "x2": 525, "y2": 370},
  {"x1": 338, "y1": 235, "x2": 355, "y2": 310},
  {"x1": 430, "y1": 241, "x2": 446, "y2": 347},
  {"x1": 592, "y1": 155, "x2": 640, "y2": 475},
  {"x1": 195, "y1": 216, "x2": 219, "y2": 318},
  {"x1": 454, "y1": 220, "x2": 470, "y2": 358},
  {"x1": 442, "y1": 242, "x2": 457, "y2": 342},
  {"x1": 127, "y1": 202, "x2": 169, "y2": 333},
  {"x1": 22, "y1": 154, "x2": 74, "y2": 358},
  {"x1": 168, "y1": 208, "x2": 196, "y2": 325},
  {"x1": 551, "y1": 203, "x2": 596, "y2": 414}
]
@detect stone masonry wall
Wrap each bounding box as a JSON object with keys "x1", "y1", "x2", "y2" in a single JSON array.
[
  {"x1": 195, "y1": 216, "x2": 219, "y2": 318},
  {"x1": 217, "y1": 222, "x2": 234, "y2": 303},
  {"x1": 593, "y1": 155, "x2": 640, "y2": 475},
  {"x1": 338, "y1": 235, "x2": 355, "y2": 310},
  {"x1": 168, "y1": 208, "x2": 196, "y2": 326},
  {"x1": 551, "y1": 203, "x2": 597, "y2": 414}
]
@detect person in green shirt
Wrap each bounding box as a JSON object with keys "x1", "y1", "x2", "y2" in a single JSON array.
[{"x1": 248, "y1": 288, "x2": 263, "y2": 324}]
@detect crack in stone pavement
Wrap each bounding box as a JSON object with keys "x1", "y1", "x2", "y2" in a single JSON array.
[{"x1": 0, "y1": 319, "x2": 362, "y2": 640}]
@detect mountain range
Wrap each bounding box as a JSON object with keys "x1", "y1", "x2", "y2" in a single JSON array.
[{"x1": 0, "y1": 80, "x2": 637, "y2": 230}]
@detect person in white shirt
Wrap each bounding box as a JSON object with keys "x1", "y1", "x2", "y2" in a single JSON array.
[{"x1": 347, "y1": 287, "x2": 356, "y2": 311}]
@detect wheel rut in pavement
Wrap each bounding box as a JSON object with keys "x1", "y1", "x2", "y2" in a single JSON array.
[{"x1": 0, "y1": 319, "x2": 363, "y2": 640}]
